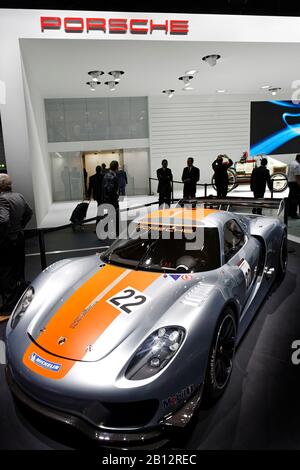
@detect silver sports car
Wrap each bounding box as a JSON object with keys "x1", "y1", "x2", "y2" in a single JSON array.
[{"x1": 5, "y1": 204, "x2": 287, "y2": 447}]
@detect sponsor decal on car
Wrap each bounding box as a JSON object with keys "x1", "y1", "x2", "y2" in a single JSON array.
[
  {"x1": 237, "y1": 258, "x2": 252, "y2": 288},
  {"x1": 30, "y1": 352, "x2": 61, "y2": 372},
  {"x1": 163, "y1": 384, "x2": 195, "y2": 408},
  {"x1": 181, "y1": 274, "x2": 193, "y2": 281}
]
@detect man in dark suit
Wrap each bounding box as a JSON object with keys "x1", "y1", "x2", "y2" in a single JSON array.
[
  {"x1": 182, "y1": 157, "x2": 200, "y2": 199},
  {"x1": 157, "y1": 159, "x2": 173, "y2": 207},
  {"x1": 212, "y1": 154, "x2": 233, "y2": 197},
  {"x1": 0, "y1": 174, "x2": 33, "y2": 321},
  {"x1": 250, "y1": 158, "x2": 272, "y2": 214},
  {"x1": 88, "y1": 165, "x2": 103, "y2": 206},
  {"x1": 102, "y1": 160, "x2": 120, "y2": 236}
]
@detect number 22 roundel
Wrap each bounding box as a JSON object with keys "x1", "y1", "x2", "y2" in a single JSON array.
[{"x1": 106, "y1": 287, "x2": 150, "y2": 314}]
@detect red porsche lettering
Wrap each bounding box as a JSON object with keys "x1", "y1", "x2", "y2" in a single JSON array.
[
  {"x1": 40, "y1": 17, "x2": 189, "y2": 35},
  {"x1": 64, "y1": 17, "x2": 84, "y2": 33},
  {"x1": 86, "y1": 18, "x2": 106, "y2": 33}
]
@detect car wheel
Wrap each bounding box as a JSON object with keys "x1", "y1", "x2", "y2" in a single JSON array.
[
  {"x1": 202, "y1": 307, "x2": 237, "y2": 406},
  {"x1": 276, "y1": 232, "x2": 288, "y2": 280}
]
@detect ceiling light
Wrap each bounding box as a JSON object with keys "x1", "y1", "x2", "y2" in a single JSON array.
[
  {"x1": 162, "y1": 89, "x2": 175, "y2": 98},
  {"x1": 261, "y1": 85, "x2": 271, "y2": 89},
  {"x1": 88, "y1": 70, "x2": 104, "y2": 82},
  {"x1": 178, "y1": 75, "x2": 194, "y2": 90},
  {"x1": 108, "y1": 70, "x2": 124, "y2": 82},
  {"x1": 268, "y1": 87, "x2": 282, "y2": 96},
  {"x1": 202, "y1": 54, "x2": 221, "y2": 66},
  {"x1": 217, "y1": 89, "x2": 226, "y2": 93},
  {"x1": 86, "y1": 80, "x2": 100, "y2": 91},
  {"x1": 105, "y1": 80, "x2": 119, "y2": 91}
]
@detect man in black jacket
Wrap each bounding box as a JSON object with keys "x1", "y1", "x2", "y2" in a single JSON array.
[
  {"x1": 0, "y1": 174, "x2": 33, "y2": 321},
  {"x1": 182, "y1": 157, "x2": 200, "y2": 199},
  {"x1": 212, "y1": 154, "x2": 233, "y2": 197},
  {"x1": 88, "y1": 165, "x2": 103, "y2": 206},
  {"x1": 102, "y1": 160, "x2": 120, "y2": 236},
  {"x1": 250, "y1": 158, "x2": 272, "y2": 214},
  {"x1": 157, "y1": 159, "x2": 173, "y2": 207}
]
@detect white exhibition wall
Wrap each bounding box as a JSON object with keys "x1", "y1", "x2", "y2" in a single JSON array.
[
  {"x1": 149, "y1": 94, "x2": 296, "y2": 187},
  {"x1": 2, "y1": 10, "x2": 300, "y2": 225}
]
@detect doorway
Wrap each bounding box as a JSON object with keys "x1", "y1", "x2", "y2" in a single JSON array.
[{"x1": 83, "y1": 150, "x2": 124, "y2": 181}]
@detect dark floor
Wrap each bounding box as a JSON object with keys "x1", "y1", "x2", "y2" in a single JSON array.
[{"x1": 0, "y1": 242, "x2": 300, "y2": 450}]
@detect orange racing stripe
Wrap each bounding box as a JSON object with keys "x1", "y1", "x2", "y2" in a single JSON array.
[{"x1": 23, "y1": 265, "x2": 160, "y2": 379}]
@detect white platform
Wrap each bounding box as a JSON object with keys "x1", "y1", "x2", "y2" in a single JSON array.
[{"x1": 39, "y1": 185, "x2": 289, "y2": 228}]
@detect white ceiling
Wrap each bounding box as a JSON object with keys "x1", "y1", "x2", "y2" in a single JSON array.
[{"x1": 20, "y1": 38, "x2": 300, "y2": 98}]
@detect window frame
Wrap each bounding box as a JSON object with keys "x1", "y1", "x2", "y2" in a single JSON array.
[{"x1": 223, "y1": 218, "x2": 247, "y2": 263}]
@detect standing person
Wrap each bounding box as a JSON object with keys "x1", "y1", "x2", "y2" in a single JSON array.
[
  {"x1": 117, "y1": 167, "x2": 128, "y2": 196},
  {"x1": 83, "y1": 167, "x2": 88, "y2": 198},
  {"x1": 88, "y1": 165, "x2": 103, "y2": 225},
  {"x1": 287, "y1": 154, "x2": 300, "y2": 219},
  {"x1": 156, "y1": 159, "x2": 173, "y2": 207},
  {"x1": 101, "y1": 163, "x2": 108, "y2": 174},
  {"x1": 212, "y1": 154, "x2": 233, "y2": 198},
  {"x1": 250, "y1": 157, "x2": 272, "y2": 215},
  {"x1": 102, "y1": 160, "x2": 120, "y2": 236},
  {"x1": 181, "y1": 157, "x2": 200, "y2": 199},
  {"x1": 0, "y1": 174, "x2": 33, "y2": 322},
  {"x1": 88, "y1": 165, "x2": 103, "y2": 206}
]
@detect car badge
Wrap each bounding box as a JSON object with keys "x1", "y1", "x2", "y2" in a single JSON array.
[{"x1": 58, "y1": 336, "x2": 67, "y2": 346}]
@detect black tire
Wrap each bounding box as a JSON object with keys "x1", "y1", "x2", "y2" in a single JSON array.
[
  {"x1": 202, "y1": 307, "x2": 237, "y2": 406},
  {"x1": 276, "y1": 231, "x2": 288, "y2": 280}
]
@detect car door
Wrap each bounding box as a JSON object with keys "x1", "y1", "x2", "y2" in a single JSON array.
[{"x1": 223, "y1": 218, "x2": 260, "y2": 307}]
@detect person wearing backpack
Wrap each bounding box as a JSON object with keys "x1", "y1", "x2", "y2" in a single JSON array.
[
  {"x1": 0, "y1": 174, "x2": 33, "y2": 321},
  {"x1": 102, "y1": 160, "x2": 120, "y2": 236}
]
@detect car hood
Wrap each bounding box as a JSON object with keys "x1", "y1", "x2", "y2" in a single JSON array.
[{"x1": 27, "y1": 263, "x2": 198, "y2": 362}]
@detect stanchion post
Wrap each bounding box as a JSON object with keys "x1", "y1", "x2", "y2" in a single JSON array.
[
  {"x1": 38, "y1": 229, "x2": 47, "y2": 270},
  {"x1": 204, "y1": 183, "x2": 207, "y2": 198},
  {"x1": 148, "y1": 178, "x2": 152, "y2": 196}
]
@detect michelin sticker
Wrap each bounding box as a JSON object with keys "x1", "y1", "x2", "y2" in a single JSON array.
[
  {"x1": 237, "y1": 258, "x2": 251, "y2": 288},
  {"x1": 30, "y1": 352, "x2": 61, "y2": 372}
]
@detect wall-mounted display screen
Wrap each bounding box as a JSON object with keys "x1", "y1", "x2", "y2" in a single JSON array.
[{"x1": 250, "y1": 100, "x2": 300, "y2": 156}]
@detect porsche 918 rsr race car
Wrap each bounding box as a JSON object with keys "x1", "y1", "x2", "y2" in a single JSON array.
[{"x1": 5, "y1": 204, "x2": 287, "y2": 447}]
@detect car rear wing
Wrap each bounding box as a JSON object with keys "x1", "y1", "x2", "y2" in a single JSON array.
[{"x1": 175, "y1": 196, "x2": 288, "y2": 224}]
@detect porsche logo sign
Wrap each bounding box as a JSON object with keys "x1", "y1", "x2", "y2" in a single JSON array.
[{"x1": 40, "y1": 17, "x2": 189, "y2": 35}]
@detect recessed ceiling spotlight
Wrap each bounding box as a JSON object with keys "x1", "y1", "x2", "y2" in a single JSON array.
[
  {"x1": 105, "y1": 80, "x2": 119, "y2": 91},
  {"x1": 202, "y1": 54, "x2": 221, "y2": 66},
  {"x1": 162, "y1": 89, "x2": 175, "y2": 98},
  {"x1": 185, "y1": 69, "x2": 198, "y2": 75},
  {"x1": 217, "y1": 89, "x2": 226, "y2": 93},
  {"x1": 86, "y1": 80, "x2": 100, "y2": 91},
  {"x1": 261, "y1": 85, "x2": 271, "y2": 89},
  {"x1": 178, "y1": 75, "x2": 194, "y2": 90},
  {"x1": 108, "y1": 70, "x2": 125, "y2": 82},
  {"x1": 88, "y1": 71, "x2": 104, "y2": 82},
  {"x1": 268, "y1": 87, "x2": 282, "y2": 96}
]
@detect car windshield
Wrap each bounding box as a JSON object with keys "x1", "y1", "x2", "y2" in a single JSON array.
[{"x1": 101, "y1": 223, "x2": 220, "y2": 273}]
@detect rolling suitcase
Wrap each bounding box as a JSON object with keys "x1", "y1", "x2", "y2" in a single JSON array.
[{"x1": 70, "y1": 201, "x2": 89, "y2": 231}]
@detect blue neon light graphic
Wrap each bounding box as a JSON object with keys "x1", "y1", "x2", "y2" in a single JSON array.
[{"x1": 250, "y1": 101, "x2": 300, "y2": 156}]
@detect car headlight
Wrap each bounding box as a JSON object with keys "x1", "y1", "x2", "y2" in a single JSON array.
[
  {"x1": 11, "y1": 286, "x2": 35, "y2": 329},
  {"x1": 125, "y1": 326, "x2": 185, "y2": 380}
]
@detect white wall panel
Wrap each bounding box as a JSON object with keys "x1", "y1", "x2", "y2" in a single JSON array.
[{"x1": 149, "y1": 95, "x2": 250, "y2": 187}]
